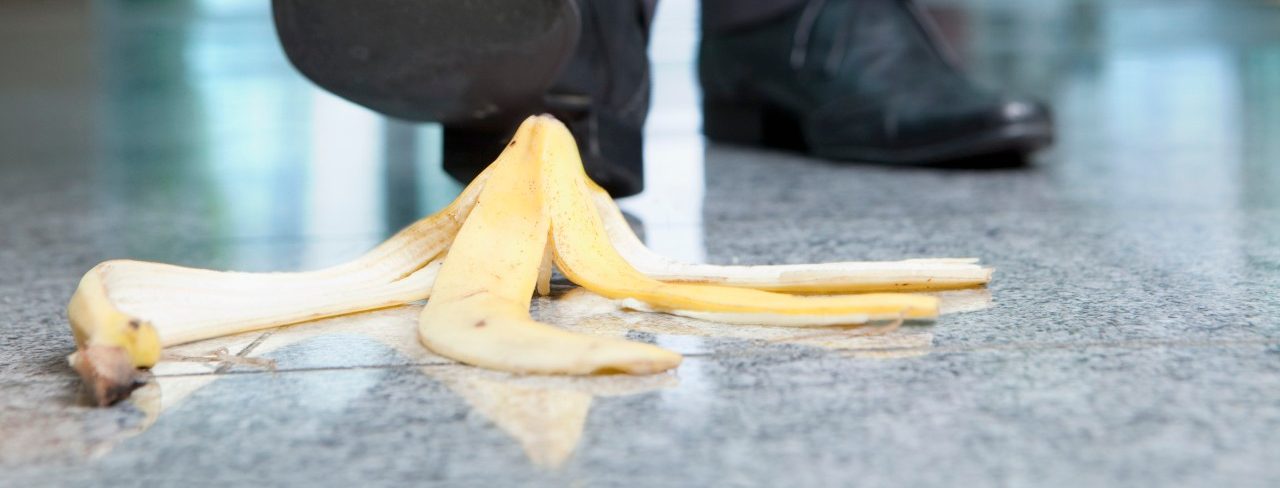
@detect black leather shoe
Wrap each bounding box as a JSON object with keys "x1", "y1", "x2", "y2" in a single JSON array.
[
  {"x1": 699, "y1": 0, "x2": 1053, "y2": 165},
  {"x1": 273, "y1": 0, "x2": 652, "y2": 197}
]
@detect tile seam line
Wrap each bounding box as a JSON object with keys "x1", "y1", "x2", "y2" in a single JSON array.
[
  {"x1": 6, "y1": 334, "x2": 1276, "y2": 385},
  {"x1": 144, "y1": 337, "x2": 1280, "y2": 378}
]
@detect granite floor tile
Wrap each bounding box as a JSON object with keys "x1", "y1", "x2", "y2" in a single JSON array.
[
  {"x1": 700, "y1": 209, "x2": 1280, "y2": 345},
  {"x1": 6, "y1": 345, "x2": 1278, "y2": 487},
  {"x1": 701, "y1": 145, "x2": 1280, "y2": 225}
]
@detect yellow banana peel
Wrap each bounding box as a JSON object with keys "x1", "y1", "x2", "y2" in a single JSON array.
[{"x1": 66, "y1": 114, "x2": 990, "y2": 406}]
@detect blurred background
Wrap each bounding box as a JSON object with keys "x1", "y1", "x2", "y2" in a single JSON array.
[{"x1": 3, "y1": 0, "x2": 1279, "y2": 264}]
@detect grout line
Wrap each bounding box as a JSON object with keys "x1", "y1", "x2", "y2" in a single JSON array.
[
  {"x1": 155, "y1": 361, "x2": 468, "y2": 378},
  {"x1": 154, "y1": 353, "x2": 723, "y2": 378},
  {"x1": 149, "y1": 337, "x2": 1280, "y2": 379}
]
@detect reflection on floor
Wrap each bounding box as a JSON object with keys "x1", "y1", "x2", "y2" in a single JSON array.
[{"x1": 92, "y1": 287, "x2": 986, "y2": 469}]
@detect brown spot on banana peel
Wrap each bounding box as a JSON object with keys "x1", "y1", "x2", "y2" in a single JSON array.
[
  {"x1": 66, "y1": 269, "x2": 162, "y2": 406},
  {"x1": 457, "y1": 290, "x2": 486, "y2": 300},
  {"x1": 70, "y1": 345, "x2": 151, "y2": 407},
  {"x1": 67, "y1": 267, "x2": 162, "y2": 367}
]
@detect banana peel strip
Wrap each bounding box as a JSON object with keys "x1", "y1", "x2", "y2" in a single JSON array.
[
  {"x1": 538, "y1": 117, "x2": 940, "y2": 325},
  {"x1": 65, "y1": 168, "x2": 490, "y2": 405},
  {"x1": 589, "y1": 186, "x2": 992, "y2": 292},
  {"x1": 66, "y1": 115, "x2": 989, "y2": 405}
]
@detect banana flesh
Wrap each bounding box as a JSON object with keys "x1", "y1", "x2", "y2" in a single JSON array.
[{"x1": 67, "y1": 114, "x2": 989, "y2": 406}]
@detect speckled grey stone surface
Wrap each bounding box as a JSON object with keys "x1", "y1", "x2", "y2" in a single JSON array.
[
  {"x1": 4, "y1": 0, "x2": 1280, "y2": 486},
  {"x1": 6, "y1": 347, "x2": 1280, "y2": 487}
]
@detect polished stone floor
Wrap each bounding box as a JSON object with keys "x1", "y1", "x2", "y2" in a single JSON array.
[{"x1": 3, "y1": 0, "x2": 1280, "y2": 486}]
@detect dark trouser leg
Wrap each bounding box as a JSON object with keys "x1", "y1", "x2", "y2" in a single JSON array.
[
  {"x1": 273, "y1": 0, "x2": 580, "y2": 127},
  {"x1": 443, "y1": 0, "x2": 657, "y2": 197},
  {"x1": 273, "y1": 0, "x2": 657, "y2": 197},
  {"x1": 701, "y1": 0, "x2": 808, "y2": 33}
]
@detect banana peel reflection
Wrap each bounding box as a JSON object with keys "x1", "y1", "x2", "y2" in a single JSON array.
[
  {"x1": 103, "y1": 287, "x2": 987, "y2": 468},
  {"x1": 115, "y1": 306, "x2": 676, "y2": 469}
]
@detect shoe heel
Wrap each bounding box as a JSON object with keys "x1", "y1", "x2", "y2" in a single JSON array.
[
  {"x1": 443, "y1": 128, "x2": 511, "y2": 185},
  {"x1": 702, "y1": 99, "x2": 806, "y2": 150},
  {"x1": 703, "y1": 100, "x2": 766, "y2": 145}
]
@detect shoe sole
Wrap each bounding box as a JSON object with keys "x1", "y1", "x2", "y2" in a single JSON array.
[{"x1": 703, "y1": 100, "x2": 1054, "y2": 166}]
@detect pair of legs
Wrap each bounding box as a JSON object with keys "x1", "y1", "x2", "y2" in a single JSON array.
[{"x1": 274, "y1": 0, "x2": 1053, "y2": 197}]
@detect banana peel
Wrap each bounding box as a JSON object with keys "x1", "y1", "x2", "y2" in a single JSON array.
[
  {"x1": 589, "y1": 185, "x2": 992, "y2": 292},
  {"x1": 65, "y1": 158, "x2": 492, "y2": 405},
  {"x1": 66, "y1": 114, "x2": 992, "y2": 406},
  {"x1": 539, "y1": 119, "x2": 939, "y2": 325},
  {"x1": 418, "y1": 122, "x2": 680, "y2": 374}
]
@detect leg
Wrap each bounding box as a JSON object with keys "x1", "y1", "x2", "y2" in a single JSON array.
[
  {"x1": 272, "y1": 0, "x2": 656, "y2": 197},
  {"x1": 702, "y1": 0, "x2": 807, "y2": 33}
]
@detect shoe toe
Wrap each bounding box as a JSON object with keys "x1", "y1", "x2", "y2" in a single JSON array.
[
  {"x1": 906, "y1": 96, "x2": 1053, "y2": 148},
  {"x1": 797, "y1": 92, "x2": 1056, "y2": 163},
  {"x1": 995, "y1": 98, "x2": 1052, "y2": 127}
]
